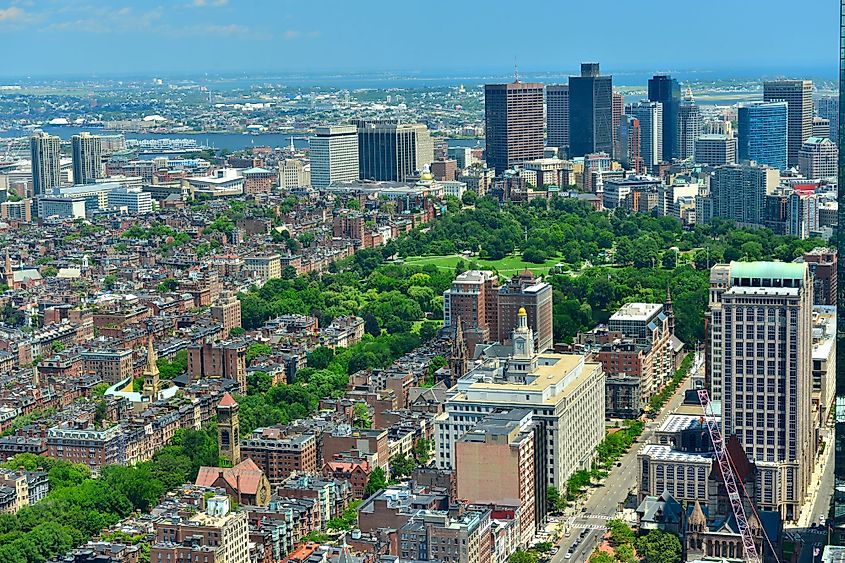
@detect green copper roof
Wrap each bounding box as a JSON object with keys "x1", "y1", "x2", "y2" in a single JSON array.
[{"x1": 730, "y1": 261, "x2": 805, "y2": 280}]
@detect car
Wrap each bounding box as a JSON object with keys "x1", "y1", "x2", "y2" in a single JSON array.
[
  {"x1": 616, "y1": 462, "x2": 622, "y2": 467},
  {"x1": 551, "y1": 548, "x2": 559, "y2": 555},
  {"x1": 564, "y1": 553, "x2": 572, "y2": 560}
]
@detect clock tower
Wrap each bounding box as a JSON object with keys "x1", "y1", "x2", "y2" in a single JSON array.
[{"x1": 509, "y1": 307, "x2": 536, "y2": 375}]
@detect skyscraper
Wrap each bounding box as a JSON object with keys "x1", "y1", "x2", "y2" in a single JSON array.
[
  {"x1": 30, "y1": 131, "x2": 61, "y2": 196},
  {"x1": 648, "y1": 75, "x2": 681, "y2": 161},
  {"x1": 355, "y1": 121, "x2": 434, "y2": 181},
  {"x1": 834, "y1": 2, "x2": 845, "y2": 542},
  {"x1": 612, "y1": 92, "x2": 624, "y2": 159},
  {"x1": 310, "y1": 125, "x2": 359, "y2": 188},
  {"x1": 816, "y1": 95, "x2": 840, "y2": 145},
  {"x1": 737, "y1": 101, "x2": 788, "y2": 170},
  {"x1": 568, "y1": 63, "x2": 613, "y2": 157},
  {"x1": 627, "y1": 101, "x2": 663, "y2": 169},
  {"x1": 617, "y1": 115, "x2": 643, "y2": 173},
  {"x1": 484, "y1": 81, "x2": 545, "y2": 174},
  {"x1": 677, "y1": 86, "x2": 702, "y2": 161},
  {"x1": 763, "y1": 80, "x2": 813, "y2": 167},
  {"x1": 710, "y1": 163, "x2": 780, "y2": 227},
  {"x1": 546, "y1": 85, "x2": 569, "y2": 157},
  {"x1": 708, "y1": 261, "x2": 813, "y2": 520},
  {"x1": 71, "y1": 132, "x2": 103, "y2": 185}
]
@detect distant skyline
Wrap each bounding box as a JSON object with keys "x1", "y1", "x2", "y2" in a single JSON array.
[{"x1": 0, "y1": 0, "x2": 838, "y2": 79}]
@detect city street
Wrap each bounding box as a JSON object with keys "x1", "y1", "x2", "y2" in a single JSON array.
[{"x1": 551, "y1": 353, "x2": 701, "y2": 562}]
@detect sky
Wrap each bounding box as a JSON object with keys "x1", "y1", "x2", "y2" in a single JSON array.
[{"x1": 0, "y1": 0, "x2": 838, "y2": 79}]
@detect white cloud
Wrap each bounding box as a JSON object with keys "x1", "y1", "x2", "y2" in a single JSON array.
[{"x1": 0, "y1": 6, "x2": 25, "y2": 23}]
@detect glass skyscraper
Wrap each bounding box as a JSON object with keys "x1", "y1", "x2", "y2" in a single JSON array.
[
  {"x1": 833, "y1": 0, "x2": 845, "y2": 545},
  {"x1": 648, "y1": 74, "x2": 681, "y2": 161},
  {"x1": 737, "y1": 101, "x2": 788, "y2": 170},
  {"x1": 568, "y1": 63, "x2": 613, "y2": 158}
]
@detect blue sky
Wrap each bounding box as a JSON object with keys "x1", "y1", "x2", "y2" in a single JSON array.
[{"x1": 0, "y1": 0, "x2": 838, "y2": 78}]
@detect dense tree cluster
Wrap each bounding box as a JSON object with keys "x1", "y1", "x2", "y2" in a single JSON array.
[
  {"x1": 236, "y1": 331, "x2": 424, "y2": 435},
  {"x1": 0, "y1": 428, "x2": 216, "y2": 563}
]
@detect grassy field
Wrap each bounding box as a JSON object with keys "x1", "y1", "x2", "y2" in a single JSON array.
[{"x1": 402, "y1": 253, "x2": 565, "y2": 276}]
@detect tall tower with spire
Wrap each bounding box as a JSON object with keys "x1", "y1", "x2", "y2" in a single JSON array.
[
  {"x1": 217, "y1": 392, "x2": 241, "y2": 466},
  {"x1": 4, "y1": 250, "x2": 13, "y2": 290},
  {"x1": 678, "y1": 84, "x2": 702, "y2": 161},
  {"x1": 509, "y1": 307, "x2": 537, "y2": 376},
  {"x1": 449, "y1": 318, "x2": 468, "y2": 382},
  {"x1": 664, "y1": 285, "x2": 675, "y2": 337},
  {"x1": 142, "y1": 336, "x2": 160, "y2": 400}
]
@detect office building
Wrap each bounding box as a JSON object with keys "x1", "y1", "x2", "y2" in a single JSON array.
[
  {"x1": 397, "y1": 509, "x2": 493, "y2": 563},
  {"x1": 484, "y1": 81, "x2": 545, "y2": 173},
  {"x1": 612, "y1": 92, "x2": 624, "y2": 159},
  {"x1": 648, "y1": 75, "x2": 681, "y2": 161},
  {"x1": 496, "y1": 270, "x2": 553, "y2": 352},
  {"x1": 798, "y1": 136, "x2": 838, "y2": 179},
  {"x1": 243, "y1": 254, "x2": 281, "y2": 282},
  {"x1": 430, "y1": 159, "x2": 457, "y2": 181},
  {"x1": 708, "y1": 261, "x2": 813, "y2": 520},
  {"x1": 764, "y1": 80, "x2": 814, "y2": 167},
  {"x1": 816, "y1": 95, "x2": 839, "y2": 145},
  {"x1": 241, "y1": 166, "x2": 275, "y2": 194},
  {"x1": 447, "y1": 146, "x2": 475, "y2": 169},
  {"x1": 30, "y1": 131, "x2": 62, "y2": 196},
  {"x1": 710, "y1": 163, "x2": 780, "y2": 227},
  {"x1": 81, "y1": 349, "x2": 134, "y2": 383},
  {"x1": 71, "y1": 132, "x2": 103, "y2": 185},
  {"x1": 694, "y1": 134, "x2": 737, "y2": 166},
  {"x1": 278, "y1": 158, "x2": 311, "y2": 190},
  {"x1": 309, "y1": 125, "x2": 358, "y2": 188},
  {"x1": 678, "y1": 86, "x2": 702, "y2": 160},
  {"x1": 569, "y1": 63, "x2": 613, "y2": 157},
  {"x1": 607, "y1": 302, "x2": 675, "y2": 397},
  {"x1": 627, "y1": 101, "x2": 663, "y2": 169},
  {"x1": 456, "y1": 409, "x2": 543, "y2": 547},
  {"x1": 546, "y1": 84, "x2": 570, "y2": 156},
  {"x1": 801, "y1": 247, "x2": 838, "y2": 306},
  {"x1": 602, "y1": 176, "x2": 662, "y2": 210},
  {"x1": 835, "y1": 3, "x2": 845, "y2": 543},
  {"x1": 0, "y1": 200, "x2": 32, "y2": 223},
  {"x1": 38, "y1": 196, "x2": 86, "y2": 220},
  {"x1": 813, "y1": 116, "x2": 832, "y2": 139},
  {"x1": 618, "y1": 115, "x2": 643, "y2": 172},
  {"x1": 106, "y1": 186, "x2": 153, "y2": 214},
  {"x1": 738, "y1": 101, "x2": 789, "y2": 170},
  {"x1": 436, "y1": 309, "x2": 605, "y2": 489},
  {"x1": 356, "y1": 121, "x2": 433, "y2": 181}
]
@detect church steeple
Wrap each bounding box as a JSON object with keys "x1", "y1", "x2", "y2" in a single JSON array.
[
  {"x1": 142, "y1": 336, "x2": 160, "y2": 400},
  {"x1": 3, "y1": 250, "x2": 13, "y2": 290},
  {"x1": 449, "y1": 317, "x2": 468, "y2": 381},
  {"x1": 664, "y1": 285, "x2": 675, "y2": 336}
]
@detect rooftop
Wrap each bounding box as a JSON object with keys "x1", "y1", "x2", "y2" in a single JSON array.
[{"x1": 730, "y1": 261, "x2": 806, "y2": 282}]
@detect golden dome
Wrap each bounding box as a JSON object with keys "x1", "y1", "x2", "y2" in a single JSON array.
[
  {"x1": 518, "y1": 307, "x2": 527, "y2": 316},
  {"x1": 420, "y1": 172, "x2": 434, "y2": 181}
]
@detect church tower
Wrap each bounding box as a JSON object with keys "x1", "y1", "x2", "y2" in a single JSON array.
[
  {"x1": 142, "y1": 336, "x2": 160, "y2": 400},
  {"x1": 217, "y1": 392, "x2": 241, "y2": 466},
  {"x1": 4, "y1": 250, "x2": 13, "y2": 290},
  {"x1": 509, "y1": 307, "x2": 537, "y2": 375},
  {"x1": 664, "y1": 285, "x2": 675, "y2": 336},
  {"x1": 449, "y1": 318, "x2": 468, "y2": 381}
]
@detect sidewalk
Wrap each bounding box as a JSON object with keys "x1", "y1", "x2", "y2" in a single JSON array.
[{"x1": 792, "y1": 425, "x2": 833, "y2": 529}]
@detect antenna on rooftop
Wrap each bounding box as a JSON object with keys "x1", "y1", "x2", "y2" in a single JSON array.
[{"x1": 514, "y1": 59, "x2": 520, "y2": 83}]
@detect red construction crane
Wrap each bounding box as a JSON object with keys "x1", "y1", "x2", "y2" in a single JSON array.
[{"x1": 697, "y1": 389, "x2": 762, "y2": 563}]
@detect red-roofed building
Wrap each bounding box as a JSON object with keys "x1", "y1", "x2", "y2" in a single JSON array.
[
  {"x1": 322, "y1": 460, "x2": 371, "y2": 498},
  {"x1": 196, "y1": 458, "x2": 272, "y2": 506}
]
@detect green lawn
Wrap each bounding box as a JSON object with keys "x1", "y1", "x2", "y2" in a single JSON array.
[{"x1": 403, "y1": 253, "x2": 566, "y2": 277}]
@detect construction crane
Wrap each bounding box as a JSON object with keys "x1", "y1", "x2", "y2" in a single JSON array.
[{"x1": 697, "y1": 389, "x2": 762, "y2": 563}]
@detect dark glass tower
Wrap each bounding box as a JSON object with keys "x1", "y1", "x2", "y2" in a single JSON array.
[
  {"x1": 569, "y1": 63, "x2": 613, "y2": 157},
  {"x1": 834, "y1": 0, "x2": 845, "y2": 545},
  {"x1": 648, "y1": 75, "x2": 681, "y2": 161}
]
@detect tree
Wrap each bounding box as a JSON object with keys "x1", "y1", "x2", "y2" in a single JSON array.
[
  {"x1": 93, "y1": 400, "x2": 108, "y2": 426},
  {"x1": 247, "y1": 371, "x2": 272, "y2": 395},
  {"x1": 103, "y1": 274, "x2": 118, "y2": 289},
  {"x1": 41, "y1": 265, "x2": 58, "y2": 277},
  {"x1": 607, "y1": 519, "x2": 635, "y2": 546},
  {"x1": 353, "y1": 402, "x2": 371, "y2": 429},
  {"x1": 363, "y1": 313, "x2": 381, "y2": 337},
  {"x1": 413, "y1": 438, "x2": 432, "y2": 465},
  {"x1": 589, "y1": 553, "x2": 614, "y2": 563},
  {"x1": 461, "y1": 190, "x2": 478, "y2": 206},
  {"x1": 245, "y1": 343, "x2": 271, "y2": 366},
  {"x1": 508, "y1": 550, "x2": 537, "y2": 563},
  {"x1": 363, "y1": 467, "x2": 387, "y2": 497},
  {"x1": 307, "y1": 346, "x2": 335, "y2": 370},
  {"x1": 389, "y1": 453, "x2": 416, "y2": 479},
  {"x1": 635, "y1": 530, "x2": 682, "y2": 563},
  {"x1": 229, "y1": 327, "x2": 246, "y2": 337},
  {"x1": 282, "y1": 265, "x2": 298, "y2": 280},
  {"x1": 546, "y1": 486, "x2": 563, "y2": 512},
  {"x1": 156, "y1": 278, "x2": 179, "y2": 293}
]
